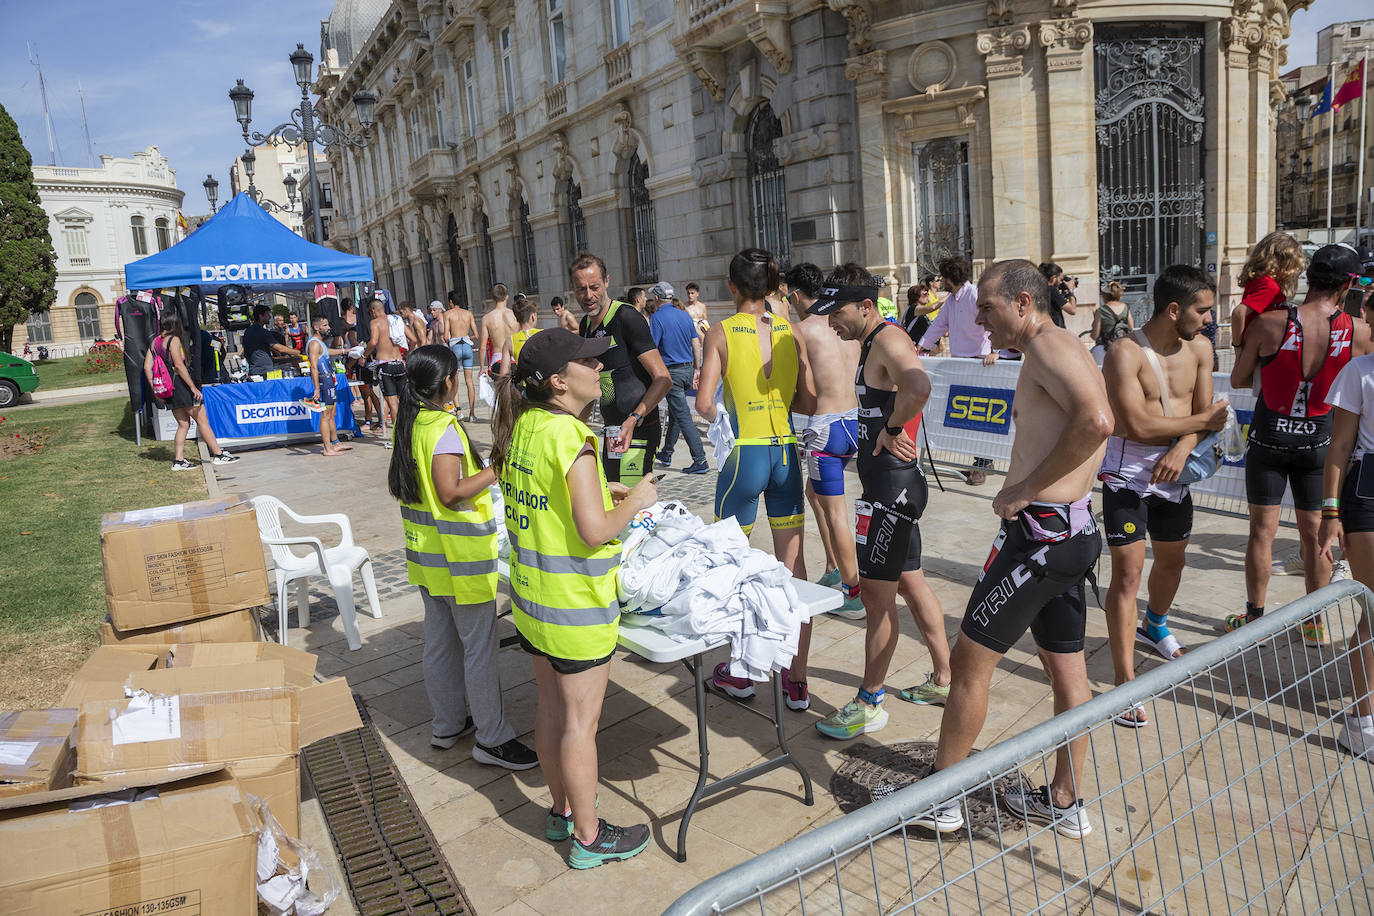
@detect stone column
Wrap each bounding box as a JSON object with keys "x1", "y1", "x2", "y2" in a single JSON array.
[
  {"x1": 845, "y1": 49, "x2": 891, "y2": 273},
  {"x1": 976, "y1": 25, "x2": 1033, "y2": 260},
  {"x1": 1214, "y1": 14, "x2": 1265, "y2": 306},
  {"x1": 1039, "y1": 17, "x2": 1099, "y2": 304}
]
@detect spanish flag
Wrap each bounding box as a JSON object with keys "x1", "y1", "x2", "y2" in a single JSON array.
[
  {"x1": 1333, "y1": 59, "x2": 1365, "y2": 112},
  {"x1": 176, "y1": 211, "x2": 188, "y2": 232}
]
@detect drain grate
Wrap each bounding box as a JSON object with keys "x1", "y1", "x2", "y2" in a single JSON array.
[{"x1": 303, "y1": 696, "x2": 472, "y2": 916}]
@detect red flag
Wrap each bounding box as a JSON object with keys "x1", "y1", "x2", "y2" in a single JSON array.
[{"x1": 1333, "y1": 59, "x2": 1365, "y2": 111}]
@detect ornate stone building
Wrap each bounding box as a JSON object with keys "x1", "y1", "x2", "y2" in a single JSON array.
[{"x1": 316, "y1": 0, "x2": 1310, "y2": 314}]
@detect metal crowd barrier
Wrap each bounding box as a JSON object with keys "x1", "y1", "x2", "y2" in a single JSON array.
[{"x1": 663, "y1": 581, "x2": 1374, "y2": 915}]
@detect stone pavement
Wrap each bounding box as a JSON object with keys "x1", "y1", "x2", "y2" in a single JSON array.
[{"x1": 208, "y1": 413, "x2": 1319, "y2": 914}]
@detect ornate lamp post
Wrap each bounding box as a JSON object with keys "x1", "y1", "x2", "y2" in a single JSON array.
[
  {"x1": 229, "y1": 43, "x2": 376, "y2": 242},
  {"x1": 203, "y1": 174, "x2": 219, "y2": 213},
  {"x1": 238, "y1": 148, "x2": 299, "y2": 214}
]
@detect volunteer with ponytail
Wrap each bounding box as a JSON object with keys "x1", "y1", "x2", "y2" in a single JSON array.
[
  {"x1": 387, "y1": 345, "x2": 537, "y2": 770},
  {"x1": 490, "y1": 328, "x2": 658, "y2": 869}
]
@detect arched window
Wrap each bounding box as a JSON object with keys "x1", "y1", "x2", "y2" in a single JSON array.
[
  {"x1": 478, "y1": 212, "x2": 496, "y2": 298},
  {"x1": 518, "y1": 194, "x2": 538, "y2": 292},
  {"x1": 26, "y1": 311, "x2": 53, "y2": 344},
  {"x1": 75, "y1": 292, "x2": 102, "y2": 339},
  {"x1": 628, "y1": 152, "x2": 658, "y2": 282},
  {"x1": 447, "y1": 214, "x2": 468, "y2": 307},
  {"x1": 154, "y1": 217, "x2": 172, "y2": 251},
  {"x1": 566, "y1": 180, "x2": 587, "y2": 265},
  {"x1": 130, "y1": 216, "x2": 148, "y2": 256},
  {"x1": 747, "y1": 102, "x2": 789, "y2": 264}
]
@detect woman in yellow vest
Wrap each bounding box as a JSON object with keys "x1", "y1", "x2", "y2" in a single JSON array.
[
  {"x1": 491, "y1": 327, "x2": 658, "y2": 869},
  {"x1": 387, "y1": 345, "x2": 537, "y2": 769}
]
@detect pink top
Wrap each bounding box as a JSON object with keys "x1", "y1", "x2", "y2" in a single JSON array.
[{"x1": 918, "y1": 282, "x2": 991, "y2": 358}]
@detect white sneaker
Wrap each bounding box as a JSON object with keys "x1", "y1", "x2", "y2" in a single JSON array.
[
  {"x1": 911, "y1": 798, "x2": 964, "y2": 833},
  {"x1": 1337, "y1": 715, "x2": 1374, "y2": 759},
  {"x1": 1331, "y1": 560, "x2": 1351, "y2": 583},
  {"x1": 212, "y1": 450, "x2": 240, "y2": 465},
  {"x1": 1273, "y1": 552, "x2": 1305, "y2": 576},
  {"x1": 1002, "y1": 784, "x2": 1092, "y2": 839}
]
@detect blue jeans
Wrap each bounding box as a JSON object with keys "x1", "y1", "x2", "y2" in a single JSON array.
[{"x1": 658, "y1": 363, "x2": 705, "y2": 463}]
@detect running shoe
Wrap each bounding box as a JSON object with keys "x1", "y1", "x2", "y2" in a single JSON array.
[
  {"x1": 472, "y1": 738, "x2": 538, "y2": 770},
  {"x1": 912, "y1": 798, "x2": 964, "y2": 833},
  {"x1": 430, "y1": 716, "x2": 475, "y2": 750},
  {"x1": 656, "y1": 454, "x2": 673, "y2": 468},
  {"x1": 826, "y1": 591, "x2": 866, "y2": 619},
  {"x1": 1223, "y1": 612, "x2": 1253, "y2": 633},
  {"x1": 712, "y1": 662, "x2": 756, "y2": 699},
  {"x1": 684, "y1": 460, "x2": 710, "y2": 475},
  {"x1": 212, "y1": 450, "x2": 240, "y2": 465},
  {"x1": 170, "y1": 459, "x2": 195, "y2": 471},
  {"x1": 1273, "y1": 551, "x2": 1305, "y2": 576},
  {"x1": 568, "y1": 819, "x2": 651, "y2": 869},
  {"x1": 782, "y1": 668, "x2": 810, "y2": 711},
  {"x1": 1001, "y1": 784, "x2": 1092, "y2": 839},
  {"x1": 300, "y1": 397, "x2": 324, "y2": 413},
  {"x1": 1331, "y1": 560, "x2": 1351, "y2": 583},
  {"x1": 898, "y1": 673, "x2": 950, "y2": 706},
  {"x1": 1337, "y1": 715, "x2": 1374, "y2": 760},
  {"x1": 545, "y1": 808, "x2": 574, "y2": 842},
  {"x1": 817, "y1": 568, "x2": 842, "y2": 589},
  {"x1": 1301, "y1": 620, "x2": 1330, "y2": 647},
  {"x1": 816, "y1": 698, "x2": 889, "y2": 739}
]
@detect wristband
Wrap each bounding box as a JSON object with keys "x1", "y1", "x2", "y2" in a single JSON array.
[
  {"x1": 630, "y1": 412, "x2": 643, "y2": 427},
  {"x1": 1323, "y1": 508, "x2": 1342, "y2": 518},
  {"x1": 1323, "y1": 497, "x2": 1340, "y2": 509},
  {"x1": 884, "y1": 424, "x2": 903, "y2": 437}
]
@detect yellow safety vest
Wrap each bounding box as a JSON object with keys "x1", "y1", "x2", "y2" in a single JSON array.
[
  {"x1": 400, "y1": 410, "x2": 499, "y2": 604},
  {"x1": 721, "y1": 311, "x2": 799, "y2": 444},
  {"x1": 501, "y1": 409, "x2": 621, "y2": 660}
]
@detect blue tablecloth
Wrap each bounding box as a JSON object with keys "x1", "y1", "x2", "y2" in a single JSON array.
[{"x1": 202, "y1": 374, "x2": 358, "y2": 440}]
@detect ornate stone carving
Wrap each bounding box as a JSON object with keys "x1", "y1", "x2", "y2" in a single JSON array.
[
  {"x1": 1039, "y1": 17, "x2": 1092, "y2": 71},
  {"x1": 1221, "y1": 15, "x2": 1264, "y2": 53},
  {"x1": 908, "y1": 41, "x2": 957, "y2": 93},
  {"x1": 1050, "y1": 0, "x2": 1078, "y2": 17},
  {"x1": 611, "y1": 104, "x2": 637, "y2": 160},
  {"x1": 985, "y1": 0, "x2": 1014, "y2": 27},
  {"x1": 746, "y1": 13, "x2": 792, "y2": 74},
  {"x1": 828, "y1": 1, "x2": 874, "y2": 56},
  {"x1": 774, "y1": 124, "x2": 842, "y2": 166},
  {"x1": 551, "y1": 132, "x2": 573, "y2": 182},
  {"x1": 845, "y1": 49, "x2": 888, "y2": 102},
  {"x1": 683, "y1": 46, "x2": 725, "y2": 102},
  {"x1": 690, "y1": 152, "x2": 745, "y2": 186},
  {"x1": 976, "y1": 25, "x2": 1031, "y2": 78},
  {"x1": 503, "y1": 156, "x2": 520, "y2": 199}
]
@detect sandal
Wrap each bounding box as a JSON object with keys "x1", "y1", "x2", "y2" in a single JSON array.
[
  {"x1": 1113, "y1": 704, "x2": 1148, "y2": 728},
  {"x1": 1136, "y1": 626, "x2": 1186, "y2": 660}
]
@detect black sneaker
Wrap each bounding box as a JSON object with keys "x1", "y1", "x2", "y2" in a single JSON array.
[
  {"x1": 430, "y1": 716, "x2": 475, "y2": 749},
  {"x1": 170, "y1": 459, "x2": 195, "y2": 471},
  {"x1": 684, "y1": 459, "x2": 710, "y2": 475},
  {"x1": 656, "y1": 454, "x2": 672, "y2": 468},
  {"x1": 212, "y1": 450, "x2": 240, "y2": 465},
  {"x1": 473, "y1": 738, "x2": 538, "y2": 770},
  {"x1": 568, "y1": 819, "x2": 651, "y2": 869}
]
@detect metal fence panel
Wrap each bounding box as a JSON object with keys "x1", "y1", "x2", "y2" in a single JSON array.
[{"x1": 664, "y1": 582, "x2": 1374, "y2": 915}]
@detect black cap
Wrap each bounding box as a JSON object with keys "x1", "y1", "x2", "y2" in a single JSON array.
[
  {"x1": 515, "y1": 328, "x2": 610, "y2": 385},
  {"x1": 807, "y1": 284, "x2": 880, "y2": 316},
  {"x1": 1308, "y1": 244, "x2": 1363, "y2": 287}
]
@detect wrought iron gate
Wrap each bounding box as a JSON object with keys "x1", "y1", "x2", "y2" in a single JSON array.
[{"x1": 1094, "y1": 26, "x2": 1205, "y2": 311}]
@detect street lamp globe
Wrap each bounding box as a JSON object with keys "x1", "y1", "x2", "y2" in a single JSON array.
[
  {"x1": 283, "y1": 172, "x2": 299, "y2": 206},
  {"x1": 290, "y1": 44, "x2": 314, "y2": 88},
  {"x1": 229, "y1": 80, "x2": 254, "y2": 128},
  {"x1": 352, "y1": 90, "x2": 378, "y2": 133},
  {"x1": 203, "y1": 174, "x2": 219, "y2": 211},
  {"x1": 241, "y1": 148, "x2": 256, "y2": 179},
  {"x1": 1295, "y1": 92, "x2": 1311, "y2": 121}
]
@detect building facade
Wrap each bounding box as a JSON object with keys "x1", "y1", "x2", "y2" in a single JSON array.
[
  {"x1": 22, "y1": 146, "x2": 185, "y2": 352},
  {"x1": 316, "y1": 0, "x2": 1310, "y2": 318}
]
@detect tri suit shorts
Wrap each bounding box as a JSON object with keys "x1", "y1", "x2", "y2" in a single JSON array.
[
  {"x1": 1101, "y1": 485, "x2": 1193, "y2": 546},
  {"x1": 1245, "y1": 442, "x2": 1325, "y2": 511},
  {"x1": 376, "y1": 360, "x2": 406, "y2": 398},
  {"x1": 793, "y1": 411, "x2": 859, "y2": 497},
  {"x1": 960, "y1": 501, "x2": 1101, "y2": 655},
  {"x1": 715, "y1": 440, "x2": 805, "y2": 535},
  {"x1": 854, "y1": 454, "x2": 928, "y2": 581}
]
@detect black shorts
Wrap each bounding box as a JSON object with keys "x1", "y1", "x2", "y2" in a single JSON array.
[
  {"x1": 1102, "y1": 485, "x2": 1193, "y2": 546},
  {"x1": 960, "y1": 515, "x2": 1101, "y2": 655},
  {"x1": 159, "y1": 378, "x2": 196, "y2": 411},
  {"x1": 356, "y1": 362, "x2": 376, "y2": 386},
  {"x1": 1342, "y1": 457, "x2": 1374, "y2": 534},
  {"x1": 517, "y1": 631, "x2": 613, "y2": 675},
  {"x1": 855, "y1": 458, "x2": 928, "y2": 581},
  {"x1": 1245, "y1": 442, "x2": 1325, "y2": 511},
  {"x1": 376, "y1": 360, "x2": 406, "y2": 398},
  {"x1": 601, "y1": 419, "x2": 661, "y2": 485}
]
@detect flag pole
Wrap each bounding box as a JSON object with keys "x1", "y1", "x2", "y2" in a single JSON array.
[
  {"x1": 1357, "y1": 49, "x2": 1369, "y2": 243},
  {"x1": 1327, "y1": 59, "x2": 1336, "y2": 235}
]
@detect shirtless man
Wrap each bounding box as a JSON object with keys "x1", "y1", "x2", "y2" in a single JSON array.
[
  {"x1": 685, "y1": 282, "x2": 709, "y2": 336},
  {"x1": 1100, "y1": 266, "x2": 1228, "y2": 720},
  {"x1": 550, "y1": 296, "x2": 579, "y2": 332},
  {"x1": 785, "y1": 263, "x2": 864, "y2": 619},
  {"x1": 478, "y1": 283, "x2": 517, "y2": 376},
  {"x1": 806, "y1": 264, "x2": 953, "y2": 740},
  {"x1": 443, "y1": 290, "x2": 478, "y2": 420},
  {"x1": 398, "y1": 301, "x2": 426, "y2": 351},
  {"x1": 922, "y1": 259, "x2": 1112, "y2": 839},
  {"x1": 363, "y1": 299, "x2": 406, "y2": 447}
]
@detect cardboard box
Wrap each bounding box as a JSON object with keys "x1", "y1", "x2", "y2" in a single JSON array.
[
  {"x1": 60, "y1": 646, "x2": 162, "y2": 708},
  {"x1": 0, "y1": 766, "x2": 258, "y2": 915},
  {"x1": 99, "y1": 607, "x2": 263, "y2": 646},
  {"x1": 101, "y1": 497, "x2": 270, "y2": 630},
  {"x1": 0, "y1": 709, "x2": 78, "y2": 798}
]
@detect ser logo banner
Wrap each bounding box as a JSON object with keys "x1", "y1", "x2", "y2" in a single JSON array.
[{"x1": 943, "y1": 385, "x2": 1015, "y2": 436}]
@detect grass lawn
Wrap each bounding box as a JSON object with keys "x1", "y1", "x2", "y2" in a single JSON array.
[
  {"x1": 30, "y1": 353, "x2": 124, "y2": 391},
  {"x1": 0, "y1": 398, "x2": 207, "y2": 707}
]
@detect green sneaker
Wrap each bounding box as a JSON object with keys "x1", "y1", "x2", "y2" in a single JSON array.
[
  {"x1": 546, "y1": 808, "x2": 573, "y2": 841},
  {"x1": 817, "y1": 568, "x2": 841, "y2": 589},
  {"x1": 827, "y1": 591, "x2": 866, "y2": 620},
  {"x1": 568, "y1": 819, "x2": 651, "y2": 869},
  {"x1": 816, "y1": 698, "x2": 889, "y2": 739},
  {"x1": 898, "y1": 674, "x2": 950, "y2": 706}
]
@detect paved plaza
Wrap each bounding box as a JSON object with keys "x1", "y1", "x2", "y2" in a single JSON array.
[{"x1": 207, "y1": 413, "x2": 1328, "y2": 914}]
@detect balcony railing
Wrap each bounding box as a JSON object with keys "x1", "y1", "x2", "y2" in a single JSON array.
[
  {"x1": 462, "y1": 137, "x2": 478, "y2": 166},
  {"x1": 69, "y1": 257, "x2": 90, "y2": 267},
  {"x1": 688, "y1": 0, "x2": 732, "y2": 27},
  {"x1": 545, "y1": 82, "x2": 567, "y2": 120},
  {"x1": 499, "y1": 113, "x2": 516, "y2": 146},
  {"x1": 605, "y1": 44, "x2": 632, "y2": 89}
]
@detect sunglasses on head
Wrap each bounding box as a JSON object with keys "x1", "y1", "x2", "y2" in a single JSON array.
[{"x1": 1352, "y1": 274, "x2": 1374, "y2": 288}]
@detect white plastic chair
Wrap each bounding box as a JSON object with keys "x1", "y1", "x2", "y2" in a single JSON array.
[{"x1": 251, "y1": 495, "x2": 381, "y2": 651}]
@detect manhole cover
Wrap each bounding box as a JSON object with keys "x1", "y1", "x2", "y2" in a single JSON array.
[{"x1": 829, "y1": 740, "x2": 1026, "y2": 842}]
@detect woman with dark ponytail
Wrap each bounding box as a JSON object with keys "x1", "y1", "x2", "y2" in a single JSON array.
[
  {"x1": 491, "y1": 327, "x2": 659, "y2": 869},
  {"x1": 387, "y1": 344, "x2": 536, "y2": 769},
  {"x1": 143, "y1": 314, "x2": 237, "y2": 471}
]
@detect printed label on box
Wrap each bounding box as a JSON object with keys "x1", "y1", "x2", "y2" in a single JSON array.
[
  {"x1": 0, "y1": 739, "x2": 39, "y2": 767},
  {"x1": 80, "y1": 890, "x2": 201, "y2": 916},
  {"x1": 111, "y1": 694, "x2": 182, "y2": 746},
  {"x1": 143, "y1": 545, "x2": 227, "y2": 600}
]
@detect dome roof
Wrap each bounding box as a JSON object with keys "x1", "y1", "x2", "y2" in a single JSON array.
[{"x1": 322, "y1": 0, "x2": 390, "y2": 67}]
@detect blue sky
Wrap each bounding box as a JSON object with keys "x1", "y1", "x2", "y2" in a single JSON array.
[{"x1": 0, "y1": 0, "x2": 1355, "y2": 216}]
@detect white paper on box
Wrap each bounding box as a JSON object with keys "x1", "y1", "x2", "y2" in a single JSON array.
[
  {"x1": 121, "y1": 504, "x2": 186, "y2": 523},
  {"x1": 0, "y1": 740, "x2": 39, "y2": 766},
  {"x1": 110, "y1": 693, "x2": 182, "y2": 745}
]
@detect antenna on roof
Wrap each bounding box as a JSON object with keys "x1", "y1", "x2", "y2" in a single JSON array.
[
  {"x1": 78, "y1": 78, "x2": 94, "y2": 168},
  {"x1": 27, "y1": 41, "x2": 58, "y2": 167}
]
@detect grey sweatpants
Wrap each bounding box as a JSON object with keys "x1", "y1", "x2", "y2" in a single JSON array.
[{"x1": 419, "y1": 587, "x2": 515, "y2": 747}]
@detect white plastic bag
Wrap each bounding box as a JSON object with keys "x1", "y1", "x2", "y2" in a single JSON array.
[
  {"x1": 478, "y1": 372, "x2": 496, "y2": 409},
  {"x1": 1219, "y1": 402, "x2": 1245, "y2": 463},
  {"x1": 250, "y1": 795, "x2": 341, "y2": 916},
  {"x1": 488, "y1": 481, "x2": 509, "y2": 558}
]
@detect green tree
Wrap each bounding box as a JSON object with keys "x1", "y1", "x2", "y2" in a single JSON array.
[{"x1": 0, "y1": 103, "x2": 57, "y2": 354}]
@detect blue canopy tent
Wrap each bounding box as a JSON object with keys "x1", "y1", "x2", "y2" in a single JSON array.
[{"x1": 125, "y1": 191, "x2": 372, "y2": 289}]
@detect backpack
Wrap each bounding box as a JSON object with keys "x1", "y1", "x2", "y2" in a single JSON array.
[
  {"x1": 387, "y1": 313, "x2": 406, "y2": 347},
  {"x1": 150, "y1": 337, "x2": 175, "y2": 399}
]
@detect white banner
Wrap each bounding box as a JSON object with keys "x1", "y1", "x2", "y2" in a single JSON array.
[{"x1": 918, "y1": 356, "x2": 1268, "y2": 515}]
